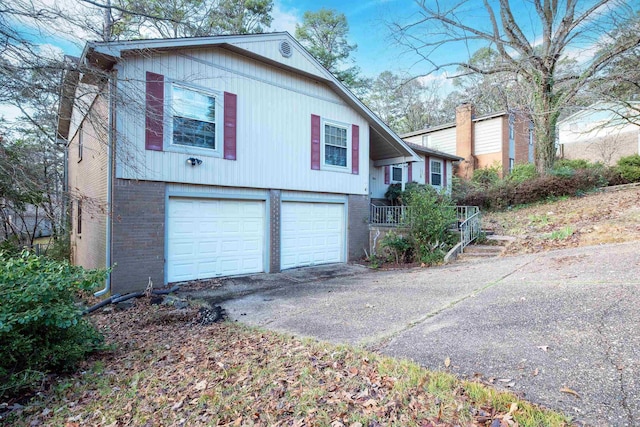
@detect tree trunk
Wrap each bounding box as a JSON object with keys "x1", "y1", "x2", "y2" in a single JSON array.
[{"x1": 532, "y1": 76, "x2": 560, "y2": 174}]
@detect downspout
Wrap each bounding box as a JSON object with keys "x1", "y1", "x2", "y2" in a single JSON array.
[{"x1": 95, "y1": 69, "x2": 116, "y2": 297}]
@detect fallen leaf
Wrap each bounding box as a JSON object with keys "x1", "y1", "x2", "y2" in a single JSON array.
[
  {"x1": 560, "y1": 387, "x2": 581, "y2": 399},
  {"x1": 537, "y1": 345, "x2": 549, "y2": 352},
  {"x1": 508, "y1": 402, "x2": 518, "y2": 414},
  {"x1": 444, "y1": 357, "x2": 451, "y2": 368},
  {"x1": 498, "y1": 378, "x2": 512, "y2": 383},
  {"x1": 349, "y1": 423, "x2": 363, "y2": 427},
  {"x1": 171, "y1": 400, "x2": 184, "y2": 411},
  {"x1": 532, "y1": 368, "x2": 539, "y2": 376},
  {"x1": 195, "y1": 379, "x2": 207, "y2": 391}
]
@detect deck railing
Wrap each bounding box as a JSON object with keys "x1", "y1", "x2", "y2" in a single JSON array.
[
  {"x1": 369, "y1": 204, "x2": 481, "y2": 251},
  {"x1": 369, "y1": 205, "x2": 412, "y2": 226}
]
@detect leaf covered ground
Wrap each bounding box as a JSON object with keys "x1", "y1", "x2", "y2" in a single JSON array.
[
  {"x1": 1, "y1": 302, "x2": 570, "y2": 427},
  {"x1": 482, "y1": 185, "x2": 640, "y2": 255}
]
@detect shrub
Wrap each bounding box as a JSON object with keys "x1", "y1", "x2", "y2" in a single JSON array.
[
  {"x1": 405, "y1": 186, "x2": 457, "y2": 265},
  {"x1": 554, "y1": 158, "x2": 592, "y2": 170},
  {"x1": 380, "y1": 230, "x2": 413, "y2": 264},
  {"x1": 0, "y1": 251, "x2": 106, "y2": 397},
  {"x1": 471, "y1": 165, "x2": 501, "y2": 187},
  {"x1": 616, "y1": 154, "x2": 640, "y2": 182},
  {"x1": 507, "y1": 163, "x2": 538, "y2": 184}
]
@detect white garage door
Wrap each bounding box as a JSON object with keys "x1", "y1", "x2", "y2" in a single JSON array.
[
  {"x1": 281, "y1": 202, "x2": 345, "y2": 270},
  {"x1": 167, "y1": 198, "x2": 265, "y2": 282}
]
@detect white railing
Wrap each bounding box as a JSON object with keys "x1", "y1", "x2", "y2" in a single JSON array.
[
  {"x1": 370, "y1": 204, "x2": 481, "y2": 252},
  {"x1": 369, "y1": 205, "x2": 412, "y2": 226},
  {"x1": 458, "y1": 207, "x2": 481, "y2": 252}
]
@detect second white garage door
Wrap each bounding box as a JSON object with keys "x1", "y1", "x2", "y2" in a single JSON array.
[
  {"x1": 281, "y1": 202, "x2": 345, "y2": 270},
  {"x1": 167, "y1": 198, "x2": 265, "y2": 282}
]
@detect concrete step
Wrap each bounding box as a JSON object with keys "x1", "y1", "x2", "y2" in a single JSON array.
[
  {"x1": 486, "y1": 235, "x2": 516, "y2": 244},
  {"x1": 464, "y1": 245, "x2": 505, "y2": 255}
]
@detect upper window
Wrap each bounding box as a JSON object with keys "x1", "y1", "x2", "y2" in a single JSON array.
[
  {"x1": 529, "y1": 122, "x2": 534, "y2": 145},
  {"x1": 392, "y1": 166, "x2": 403, "y2": 182},
  {"x1": 430, "y1": 159, "x2": 442, "y2": 186},
  {"x1": 171, "y1": 84, "x2": 216, "y2": 150},
  {"x1": 78, "y1": 124, "x2": 83, "y2": 162},
  {"x1": 509, "y1": 115, "x2": 515, "y2": 140},
  {"x1": 77, "y1": 200, "x2": 82, "y2": 235},
  {"x1": 323, "y1": 123, "x2": 348, "y2": 167}
]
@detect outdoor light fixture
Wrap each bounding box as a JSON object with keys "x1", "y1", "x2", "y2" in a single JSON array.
[{"x1": 186, "y1": 157, "x2": 202, "y2": 166}]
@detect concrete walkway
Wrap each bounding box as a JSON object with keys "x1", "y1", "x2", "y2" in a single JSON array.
[{"x1": 184, "y1": 242, "x2": 640, "y2": 426}]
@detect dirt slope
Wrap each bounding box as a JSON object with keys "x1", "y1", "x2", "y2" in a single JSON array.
[{"x1": 482, "y1": 184, "x2": 640, "y2": 255}]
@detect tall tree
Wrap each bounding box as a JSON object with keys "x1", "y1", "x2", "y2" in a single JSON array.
[
  {"x1": 111, "y1": 0, "x2": 273, "y2": 39},
  {"x1": 365, "y1": 71, "x2": 447, "y2": 133},
  {"x1": 393, "y1": 0, "x2": 640, "y2": 173},
  {"x1": 295, "y1": 8, "x2": 363, "y2": 90}
]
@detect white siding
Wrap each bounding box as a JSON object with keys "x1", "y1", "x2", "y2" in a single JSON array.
[
  {"x1": 231, "y1": 39, "x2": 327, "y2": 79},
  {"x1": 425, "y1": 128, "x2": 456, "y2": 154},
  {"x1": 115, "y1": 47, "x2": 369, "y2": 195},
  {"x1": 559, "y1": 111, "x2": 639, "y2": 145},
  {"x1": 369, "y1": 160, "x2": 387, "y2": 199},
  {"x1": 474, "y1": 119, "x2": 502, "y2": 155}
]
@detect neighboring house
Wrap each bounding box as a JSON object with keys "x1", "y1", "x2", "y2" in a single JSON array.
[
  {"x1": 57, "y1": 33, "x2": 421, "y2": 294},
  {"x1": 368, "y1": 144, "x2": 461, "y2": 202},
  {"x1": 558, "y1": 102, "x2": 640, "y2": 165},
  {"x1": 401, "y1": 104, "x2": 534, "y2": 178}
]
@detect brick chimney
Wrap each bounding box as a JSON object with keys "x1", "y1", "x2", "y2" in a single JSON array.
[{"x1": 455, "y1": 103, "x2": 476, "y2": 179}]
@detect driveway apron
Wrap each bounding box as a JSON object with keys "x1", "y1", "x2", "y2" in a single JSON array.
[{"x1": 218, "y1": 242, "x2": 640, "y2": 426}]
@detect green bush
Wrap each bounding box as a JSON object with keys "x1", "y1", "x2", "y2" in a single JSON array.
[
  {"x1": 616, "y1": 154, "x2": 640, "y2": 182},
  {"x1": 507, "y1": 163, "x2": 538, "y2": 184},
  {"x1": 405, "y1": 186, "x2": 457, "y2": 265},
  {"x1": 554, "y1": 158, "x2": 592, "y2": 170},
  {"x1": 0, "y1": 251, "x2": 106, "y2": 397},
  {"x1": 471, "y1": 165, "x2": 501, "y2": 187},
  {"x1": 380, "y1": 230, "x2": 413, "y2": 264}
]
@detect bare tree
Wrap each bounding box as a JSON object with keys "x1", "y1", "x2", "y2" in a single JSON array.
[{"x1": 393, "y1": 0, "x2": 640, "y2": 173}]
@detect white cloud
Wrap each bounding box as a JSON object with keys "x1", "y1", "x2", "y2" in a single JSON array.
[{"x1": 269, "y1": 1, "x2": 301, "y2": 35}]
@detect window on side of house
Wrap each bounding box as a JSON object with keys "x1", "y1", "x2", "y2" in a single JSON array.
[
  {"x1": 430, "y1": 159, "x2": 442, "y2": 186},
  {"x1": 509, "y1": 158, "x2": 515, "y2": 172},
  {"x1": 78, "y1": 124, "x2": 83, "y2": 162},
  {"x1": 529, "y1": 122, "x2": 534, "y2": 145},
  {"x1": 171, "y1": 84, "x2": 217, "y2": 150},
  {"x1": 323, "y1": 122, "x2": 348, "y2": 168},
  {"x1": 392, "y1": 166, "x2": 403, "y2": 182},
  {"x1": 509, "y1": 115, "x2": 515, "y2": 139},
  {"x1": 77, "y1": 200, "x2": 82, "y2": 235}
]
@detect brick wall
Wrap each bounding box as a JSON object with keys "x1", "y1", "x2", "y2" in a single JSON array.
[
  {"x1": 111, "y1": 179, "x2": 165, "y2": 294},
  {"x1": 269, "y1": 189, "x2": 281, "y2": 273},
  {"x1": 348, "y1": 194, "x2": 370, "y2": 260},
  {"x1": 455, "y1": 104, "x2": 475, "y2": 179},
  {"x1": 67, "y1": 95, "x2": 108, "y2": 270}
]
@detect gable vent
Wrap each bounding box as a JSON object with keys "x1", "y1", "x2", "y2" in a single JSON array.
[{"x1": 279, "y1": 40, "x2": 292, "y2": 58}]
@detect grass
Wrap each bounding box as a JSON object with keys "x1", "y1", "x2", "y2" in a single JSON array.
[
  {"x1": 548, "y1": 226, "x2": 574, "y2": 240},
  {"x1": 0, "y1": 304, "x2": 572, "y2": 427}
]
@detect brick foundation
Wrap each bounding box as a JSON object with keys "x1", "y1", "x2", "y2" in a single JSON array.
[
  {"x1": 348, "y1": 194, "x2": 370, "y2": 260},
  {"x1": 110, "y1": 179, "x2": 165, "y2": 294}
]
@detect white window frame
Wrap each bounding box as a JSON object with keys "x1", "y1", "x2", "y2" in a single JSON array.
[
  {"x1": 165, "y1": 80, "x2": 223, "y2": 157},
  {"x1": 321, "y1": 118, "x2": 351, "y2": 172},
  {"x1": 391, "y1": 165, "x2": 403, "y2": 183},
  {"x1": 430, "y1": 159, "x2": 443, "y2": 187}
]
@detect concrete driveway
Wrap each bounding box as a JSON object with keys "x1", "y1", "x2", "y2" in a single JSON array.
[{"x1": 185, "y1": 242, "x2": 640, "y2": 426}]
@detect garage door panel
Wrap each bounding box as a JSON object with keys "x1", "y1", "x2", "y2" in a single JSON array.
[
  {"x1": 167, "y1": 198, "x2": 265, "y2": 282},
  {"x1": 281, "y1": 202, "x2": 345, "y2": 270}
]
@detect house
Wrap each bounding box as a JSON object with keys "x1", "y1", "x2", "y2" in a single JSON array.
[
  {"x1": 401, "y1": 104, "x2": 534, "y2": 178},
  {"x1": 368, "y1": 144, "x2": 461, "y2": 202},
  {"x1": 57, "y1": 32, "x2": 426, "y2": 295},
  {"x1": 558, "y1": 102, "x2": 640, "y2": 165}
]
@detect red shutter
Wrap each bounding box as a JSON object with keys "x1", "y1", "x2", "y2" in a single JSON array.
[
  {"x1": 384, "y1": 166, "x2": 390, "y2": 184},
  {"x1": 351, "y1": 124, "x2": 359, "y2": 175},
  {"x1": 311, "y1": 114, "x2": 321, "y2": 170},
  {"x1": 425, "y1": 157, "x2": 430, "y2": 185},
  {"x1": 443, "y1": 160, "x2": 447, "y2": 188},
  {"x1": 407, "y1": 162, "x2": 413, "y2": 182},
  {"x1": 223, "y1": 92, "x2": 237, "y2": 160},
  {"x1": 145, "y1": 71, "x2": 164, "y2": 151}
]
